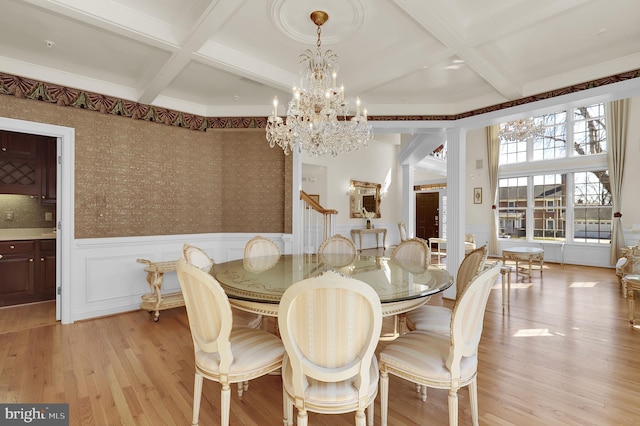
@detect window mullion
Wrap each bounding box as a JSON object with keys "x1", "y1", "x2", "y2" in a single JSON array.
[
  {"x1": 566, "y1": 172, "x2": 575, "y2": 243},
  {"x1": 526, "y1": 175, "x2": 534, "y2": 241},
  {"x1": 566, "y1": 108, "x2": 574, "y2": 158}
]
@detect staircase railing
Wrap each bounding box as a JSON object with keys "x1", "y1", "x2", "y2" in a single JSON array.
[{"x1": 300, "y1": 190, "x2": 338, "y2": 253}]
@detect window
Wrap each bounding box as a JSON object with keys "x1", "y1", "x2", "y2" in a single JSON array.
[
  {"x1": 533, "y1": 174, "x2": 565, "y2": 240},
  {"x1": 498, "y1": 102, "x2": 609, "y2": 244},
  {"x1": 573, "y1": 104, "x2": 606, "y2": 156},
  {"x1": 573, "y1": 170, "x2": 611, "y2": 243},
  {"x1": 498, "y1": 177, "x2": 527, "y2": 239},
  {"x1": 532, "y1": 111, "x2": 566, "y2": 161},
  {"x1": 546, "y1": 218, "x2": 555, "y2": 230}
]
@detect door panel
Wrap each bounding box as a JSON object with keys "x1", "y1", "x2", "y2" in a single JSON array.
[{"x1": 415, "y1": 192, "x2": 439, "y2": 241}]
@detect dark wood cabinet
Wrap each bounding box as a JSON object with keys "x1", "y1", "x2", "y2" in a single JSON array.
[
  {"x1": 0, "y1": 131, "x2": 38, "y2": 160},
  {"x1": 0, "y1": 241, "x2": 36, "y2": 306},
  {"x1": 0, "y1": 130, "x2": 41, "y2": 196},
  {"x1": 39, "y1": 138, "x2": 57, "y2": 204},
  {"x1": 39, "y1": 240, "x2": 56, "y2": 299},
  {"x1": 0, "y1": 130, "x2": 56, "y2": 200},
  {"x1": 0, "y1": 239, "x2": 55, "y2": 306}
]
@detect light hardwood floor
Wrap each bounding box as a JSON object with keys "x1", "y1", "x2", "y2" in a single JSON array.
[{"x1": 1, "y1": 251, "x2": 640, "y2": 425}]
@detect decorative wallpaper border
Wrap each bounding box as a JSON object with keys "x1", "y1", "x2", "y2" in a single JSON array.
[{"x1": 1, "y1": 69, "x2": 638, "y2": 129}]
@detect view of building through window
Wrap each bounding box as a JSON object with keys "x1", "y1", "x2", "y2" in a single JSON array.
[{"x1": 497, "y1": 103, "x2": 610, "y2": 244}]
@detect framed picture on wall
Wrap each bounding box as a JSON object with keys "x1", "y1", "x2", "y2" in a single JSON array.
[{"x1": 474, "y1": 187, "x2": 482, "y2": 204}]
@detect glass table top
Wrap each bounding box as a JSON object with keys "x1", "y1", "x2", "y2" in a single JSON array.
[{"x1": 212, "y1": 253, "x2": 453, "y2": 305}]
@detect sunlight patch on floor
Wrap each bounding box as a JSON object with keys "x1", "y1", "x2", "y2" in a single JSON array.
[
  {"x1": 569, "y1": 281, "x2": 598, "y2": 288},
  {"x1": 513, "y1": 328, "x2": 554, "y2": 337}
]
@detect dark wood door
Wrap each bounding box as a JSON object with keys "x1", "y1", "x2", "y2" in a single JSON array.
[{"x1": 416, "y1": 192, "x2": 439, "y2": 241}]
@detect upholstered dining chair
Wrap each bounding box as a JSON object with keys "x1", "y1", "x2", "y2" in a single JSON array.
[
  {"x1": 318, "y1": 233, "x2": 357, "y2": 256},
  {"x1": 278, "y1": 270, "x2": 383, "y2": 426},
  {"x1": 379, "y1": 262, "x2": 502, "y2": 426},
  {"x1": 390, "y1": 237, "x2": 430, "y2": 265},
  {"x1": 244, "y1": 235, "x2": 281, "y2": 258},
  {"x1": 176, "y1": 258, "x2": 285, "y2": 426},
  {"x1": 405, "y1": 245, "x2": 488, "y2": 335},
  {"x1": 465, "y1": 233, "x2": 477, "y2": 252},
  {"x1": 183, "y1": 243, "x2": 263, "y2": 330},
  {"x1": 398, "y1": 222, "x2": 408, "y2": 242},
  {"x1": 183, "y1": 243, "x2": 215, "y2": 273},
  {"x1": 616, "y1": 246, "x2": 640, "y2": 296}
]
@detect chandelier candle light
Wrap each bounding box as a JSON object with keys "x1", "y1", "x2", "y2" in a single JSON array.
[{"x1": 266, "y1": 10, "x2": 371, "y2": 157}]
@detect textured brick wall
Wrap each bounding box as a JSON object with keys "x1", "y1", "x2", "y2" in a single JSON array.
[{"x1": 0, "y1": 95, "x2": 291, "y2": 237}]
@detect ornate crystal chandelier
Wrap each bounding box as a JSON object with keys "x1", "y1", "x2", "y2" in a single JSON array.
[{"x1": 266, "y1": 11, "x2": 371, "y2": 157}]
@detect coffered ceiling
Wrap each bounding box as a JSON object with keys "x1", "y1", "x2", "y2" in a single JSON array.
[{"x1": 1, "y1": 0, "x2": 639, "y2": 123}]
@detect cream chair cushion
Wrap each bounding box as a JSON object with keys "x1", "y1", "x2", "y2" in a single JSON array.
[
  {"x1": 244, "y1": 235, "x2": 281, "y2": 258},
  {"x1": 390, "y1": 238, "x2": 430, "y2": 265},
  {"x1": 318, "y1": 233, "x2": 357, "y2": 256},
  {"x1": 183, "y1": 243, "x2": 214, "y2": 273},
  {"x1": 278, "y1": 270, "x2": 382, "y2": 426}
]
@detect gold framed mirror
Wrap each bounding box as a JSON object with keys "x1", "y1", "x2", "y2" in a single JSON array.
[{"x1": 350, "y1": 180, "x2": 381, "y2": 218}]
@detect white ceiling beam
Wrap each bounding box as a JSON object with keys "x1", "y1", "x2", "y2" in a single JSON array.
[
  {"x1": 137, "y1": 0, "x2": 246, "y2": 104},
  {"x1": 391, "y1": 0, "x2": 523, "y2": 100}
]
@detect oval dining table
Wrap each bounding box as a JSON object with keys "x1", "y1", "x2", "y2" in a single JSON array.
[{"x1": 211, "y1": 253, "x2": 453, "y2": 318}]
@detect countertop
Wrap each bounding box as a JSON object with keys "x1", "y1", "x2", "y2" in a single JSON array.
[{"x1": 0, "y1": 228, "x2": 57, "y2": 241}]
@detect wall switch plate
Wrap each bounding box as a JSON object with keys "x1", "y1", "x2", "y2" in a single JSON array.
[{"x1": 45, "y1": 212, "x2": 53, "y2": 221}]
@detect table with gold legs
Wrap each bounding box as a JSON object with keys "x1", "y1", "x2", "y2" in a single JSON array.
[{"x1": 502, "y1": 247, "x2": 544, "y2": 282}]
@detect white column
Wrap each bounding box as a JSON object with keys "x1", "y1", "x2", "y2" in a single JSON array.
[
  {"x1": 402, "y1": 164, "x2": 415, "y2": 238},
  {"x1": 291, "y1": 146, "x2": 303, "y2": 254},
  {"x1": 443, "y1": 128, "x2": 466, "y2": 299}
]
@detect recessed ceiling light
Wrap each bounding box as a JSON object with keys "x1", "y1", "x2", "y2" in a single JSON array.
[{"x1": 44, "y1": 40, "x2": 55, "y2": 48}]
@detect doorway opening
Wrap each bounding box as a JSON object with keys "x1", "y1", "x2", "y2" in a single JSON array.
[{"x1": 0, "y1": 116, "x2": 74, "y2": 324}]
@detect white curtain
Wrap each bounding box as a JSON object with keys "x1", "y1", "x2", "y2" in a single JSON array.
[
  {"x1": 606, "y1": 99, "x2": 629, "y2": 265},
  {"x1": 486, "y1": 125, "x2": 500, "y2": 256}
]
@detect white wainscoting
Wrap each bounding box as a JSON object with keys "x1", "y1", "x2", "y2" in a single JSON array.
[
  {"x1": 67, "y1": 233, "x2": 288, "y2": 323},
  {"x1": 452, "y1": 224, "x2": 614, "y2": 268}
]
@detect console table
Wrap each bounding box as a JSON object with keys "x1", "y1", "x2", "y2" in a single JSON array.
[
  {"x1": 350, "y1": 228, "x2": 387, "y2": 251},
  {"x1": 502, "y1": 247, "x2": 544, "y2": 282}
]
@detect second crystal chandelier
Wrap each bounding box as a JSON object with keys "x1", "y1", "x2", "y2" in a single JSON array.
[{"x1": 266, "y1": 11, "x2": 371, "y2": 157}]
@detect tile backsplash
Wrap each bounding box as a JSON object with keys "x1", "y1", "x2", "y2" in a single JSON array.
[{"x1": 0, "y1": 194, "x2": 56, "y2": 229}]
